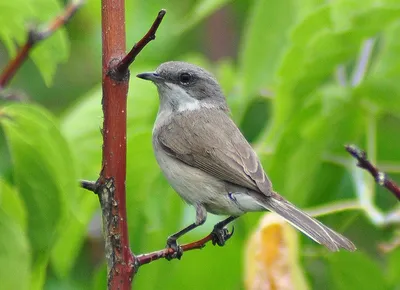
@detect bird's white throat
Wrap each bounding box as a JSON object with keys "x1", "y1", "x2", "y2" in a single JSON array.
[{"x1": 160, "y1": 82, "x2": 215, "y2": 112}]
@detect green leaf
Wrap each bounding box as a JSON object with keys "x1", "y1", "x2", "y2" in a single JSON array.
[
  {"x1": 264, "y1": 85, "x2": 360, "y2": 205},
  {"x1": 0, "y1": 1, "x2": 34, "y2": 55},
  {"x1": 61, "y1": 87, "x2": 103, "y2": 180},
  {"x1": 0, "y1": 104, "x2": 77, "y2": 260},
  {"x1": 328, "y1": 251, "x2": 388, "y2": 290},
  {"x1": 354, "y1": 77, "x2": 400, "y2": 117},
  {"x1": 215, "y1": 60, "x2": 244, "y2": 120},
  {"x1": 30, "y1": 0, "x2": 70, "y2": 86},
  {"x1": 50, "y1": 190, "x2": 98, "y2": 278},
  {"x1": 239, "y1": 0, "x2": 297, "y2": 96},
  {"x1": 30, "y1": 255, "x2": 48, "y2": 290},
  {"x1": 92, "y1": 263, "x2": 107, "y2": 290},
  {"x1": 0, "y1": 180, "x2": 30, "y2": 290},
  {"x1": 387, "y1": 247, "x2": 400, "y2": 288},
  {"x1": 126, "y1": 130, "x2": 161, "y2": 248},
  {"x1": 176, "y1": 0, "x2": 233, "y2": 34},
  {"x1": 0, "y1": 178, "x2": 26, "y2": 229},
  {"x1": 265, "y1": 3, "x2": 400, "y2": 145},
  {"x1": 51, "y1": 87, "x2": 102, "y2": 277},
  {"x1": 372, "y1": 21, "x2": 400, "y2": 78},
  {"x1": 0, "y1": 0, "x2": 69, "y2": 86}
]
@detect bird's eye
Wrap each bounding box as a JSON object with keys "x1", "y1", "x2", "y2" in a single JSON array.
[{"x1": 179, "y1": 73, "x2": 192, "y2": 85}]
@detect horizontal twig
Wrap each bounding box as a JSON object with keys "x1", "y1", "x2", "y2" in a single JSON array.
[{"x1": 136, "y1": 233, "x2": 213, "y2": 267}]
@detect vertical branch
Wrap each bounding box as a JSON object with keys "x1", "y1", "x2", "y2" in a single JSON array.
[
  {"x1": 99, "y1": 3, "x2": 166, "y2": 288},
  {"x1": 100, "y1": 0, "x2": 133, "y2": 288}
]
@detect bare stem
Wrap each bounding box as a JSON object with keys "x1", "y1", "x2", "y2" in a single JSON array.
[
  {"x1": 345, "y1": 144, "x2": 400, "y2": 201},
  {"x1": 137, "y1": 234, "x2": 214, "y2": 267},
  {"x1": 100, "y1": 5, "x2": 166, "y2": 288},
  {"x1": 115, "y1": 9, "x2": 166, "y2": 74},
  {"x1": 0, "y1": 0, "x2": 84, "y2": 89}
]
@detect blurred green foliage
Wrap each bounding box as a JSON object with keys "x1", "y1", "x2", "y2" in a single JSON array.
[{"x1": 1, "y1": 0, "x2": 400, "y2": 289}]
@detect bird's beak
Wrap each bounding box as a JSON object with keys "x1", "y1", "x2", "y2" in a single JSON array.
[{"x1": 136, "y1": 72, "x2": 162, "y2": 82}]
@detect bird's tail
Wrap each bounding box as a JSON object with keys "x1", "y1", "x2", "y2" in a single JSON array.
[{"x1": 255, "y1": 192, "x2": 356, "y2": 251}]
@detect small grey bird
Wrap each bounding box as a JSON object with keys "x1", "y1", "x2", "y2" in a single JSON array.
[{"x1": 137, "y1": 61, "x2": 356, "y2": 257}]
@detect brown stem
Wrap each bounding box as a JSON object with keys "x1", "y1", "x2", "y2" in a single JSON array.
[
  {"x1": 136, "y1": 234, "x2": 213, "y2": 267},
  {"x1": 100, "y1": 0, "x2": 132, "y2": 288},
  {"x1": 345, "y1": 144, "x2": 400, "y2": 201},
  {"x1": 115, "y1": 9, "x2": 166, "y2": 74},
  {"x1": 100, "y1": 4, "x2": 166, "y2": 288},
  {"x1": 0, "y1": 0, "x2": 84, "y2": 89}
]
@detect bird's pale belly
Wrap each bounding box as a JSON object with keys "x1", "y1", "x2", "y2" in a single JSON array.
[{"x1": 154, "y1": 144, "x2": 263, "y2": 216}]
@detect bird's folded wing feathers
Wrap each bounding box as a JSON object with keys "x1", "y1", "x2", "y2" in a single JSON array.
[{"x1": 156, "y1": 109, "x2": 272, "y2": 196}]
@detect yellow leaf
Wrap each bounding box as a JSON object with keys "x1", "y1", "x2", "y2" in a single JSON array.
[{"x1": 244, "y1": 213, "x2": 309, "y2": 290}]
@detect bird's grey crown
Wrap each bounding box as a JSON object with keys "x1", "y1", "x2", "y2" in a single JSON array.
[
  {"x1": 154, "y1": 61, "x2": 228, "y2": 111},
  {"x1": 155, "y1": 61, "x2": 217, "y2": 85}
]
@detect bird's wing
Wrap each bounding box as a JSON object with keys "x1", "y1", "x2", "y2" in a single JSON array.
[{"x1": 156, "y1": 108, "x2": 272, "y2": 196}]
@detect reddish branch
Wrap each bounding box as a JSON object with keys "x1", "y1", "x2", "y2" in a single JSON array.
[
  {"x1": 345, "y1": 144, "x2": 400, "y2": 201},
  {"x1": 137, "y1": 234, "x2": 214, "y2": 266},
  {"x1": 100, "y1": 3, "x2": 166, "y2": 288},
  {"x1": 0, "y1": 0, "x2": 84, "y2": 89},
  {"x1": 115, "y1": 9, "x2": 166, "y2": 74}
]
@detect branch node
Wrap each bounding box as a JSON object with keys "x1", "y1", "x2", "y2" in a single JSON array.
[
  {"x1": 345, "y1": 144, "x2": 400, "y2": 201},
  {"x1": 376, "y1": 172, "x2": 386, "y2": 186},
  {"x1": 108, "y1": 58, "x2": 130, "y2": 82}
]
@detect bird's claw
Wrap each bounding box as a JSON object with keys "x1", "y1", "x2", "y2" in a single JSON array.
[
  {"x1": 211, "y1": 225, "x2": 235, "y2": 246},
  {"x1": 165, "y1": 237, "x2": 183, "y2": 261}
]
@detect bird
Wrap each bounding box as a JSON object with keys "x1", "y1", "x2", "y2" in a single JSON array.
[{"x1": 136, "y1": 61, "x2": 356, "y2": 258}]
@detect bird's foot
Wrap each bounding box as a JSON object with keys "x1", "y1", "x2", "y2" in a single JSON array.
[
  {"x1": 211, "y1": 225, "x2": 235, "y2": 246},
  {"x1": 165, "y1": 237, "x2": 183, "y2": 261}
]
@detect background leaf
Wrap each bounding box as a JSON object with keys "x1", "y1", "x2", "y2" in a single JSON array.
[
  {"x1": 239, "y1": 0, "x2": 297, "y2": 97},
  {"x1": 0, "y1": 179, "x2": 30, "y2": 290},
  {"x1": 0, "y1": 104, "x2": 78, "y2": 287},
  {"x1": 328, "y1": 251, "x2": 388, "y2": 290},
  {"x1": 0, "y1": 0, "x2": 69, "y2": 86}
]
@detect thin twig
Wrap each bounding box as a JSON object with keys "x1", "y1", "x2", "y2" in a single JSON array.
[
  {"x1": 115, "y1": 9, "x2": 166, "y2": 73},
  {"x1": 345, "y1": 144, "x2": 400, "y2": 201},
  {"x1": 137, "y1": 234, "x2": 213, "y2": 267},
  {"x1": 80, "y1": 180, "x2": 98, "y2": 192},
  {"x1": 0, "y1": 0, "x2": 84, "y2": 89}
]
